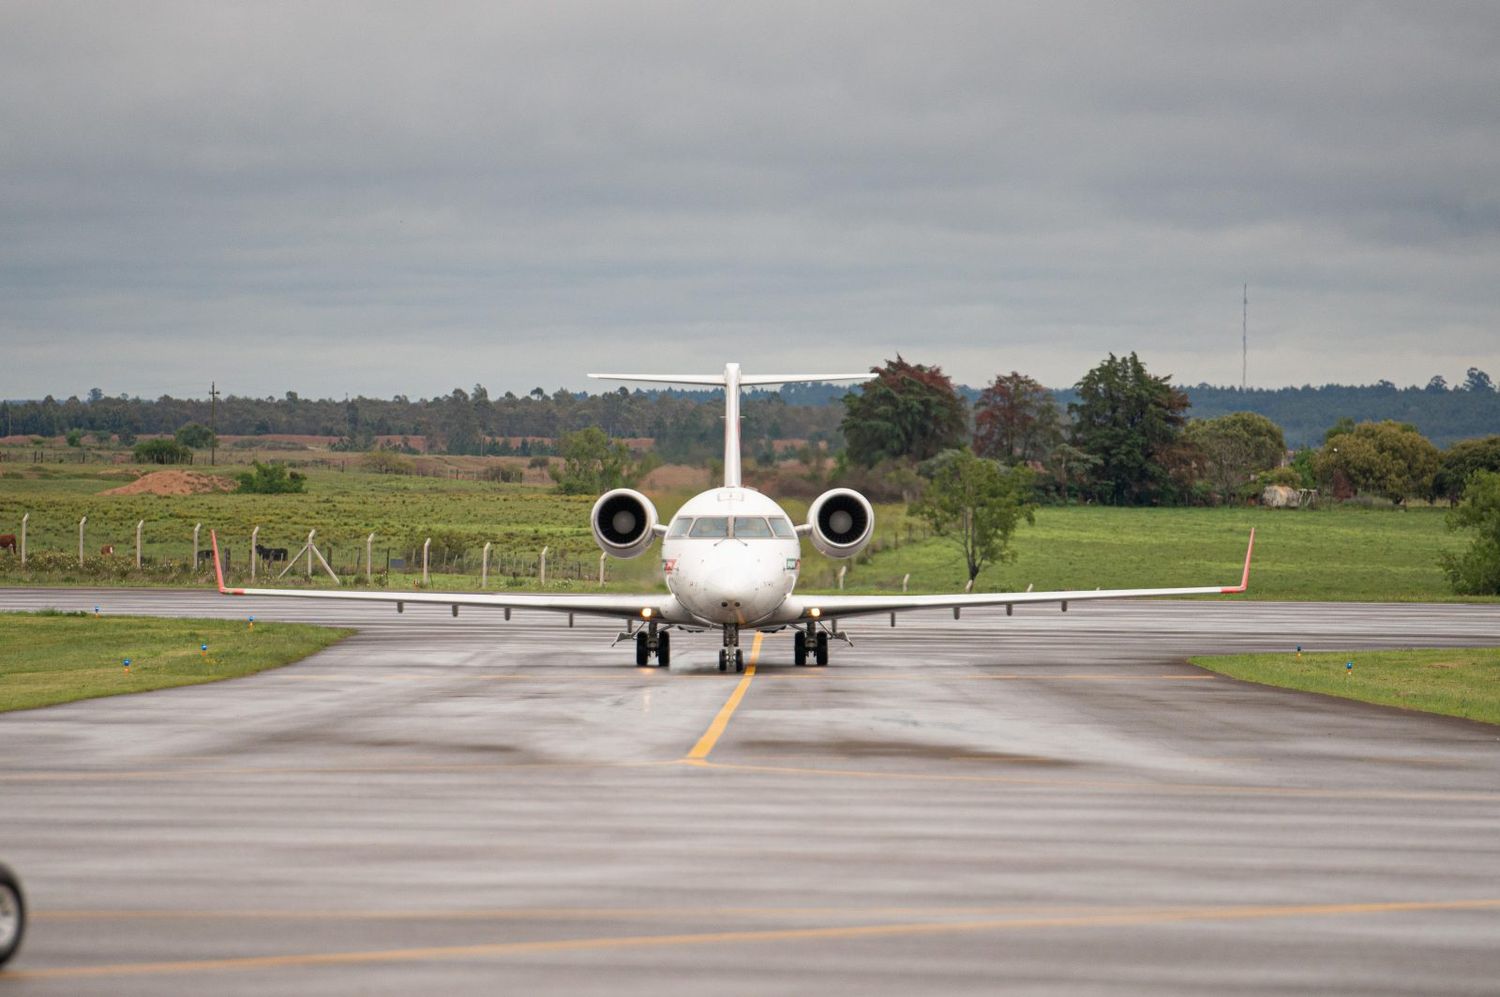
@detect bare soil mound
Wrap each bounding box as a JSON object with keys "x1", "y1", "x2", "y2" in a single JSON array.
[{"x1": 103, "y1": 470, "x2": 236, "y2": 496}]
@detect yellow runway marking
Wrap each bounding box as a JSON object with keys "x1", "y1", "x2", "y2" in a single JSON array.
[
  {"x1": 12, "y1": 898, "x2": 1499, "y2": 981},
  {"x1": 684, "y1": 633, "x2": 762, "y2": 761}
]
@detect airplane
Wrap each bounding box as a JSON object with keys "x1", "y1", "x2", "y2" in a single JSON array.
[{"x1": 211, "y1": 362, "x2": 1254, "y2": 673}]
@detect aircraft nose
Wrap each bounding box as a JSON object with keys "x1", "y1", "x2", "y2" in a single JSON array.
[{"x1": 692, "y1": 544, "x2": 785, "y2": 623}]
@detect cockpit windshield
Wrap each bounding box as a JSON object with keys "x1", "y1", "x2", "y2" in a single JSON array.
[
  {"x1": 769, "y1": 517, "x2": 796, "y2": 538},
  {"x1": 687, "y1": 517, "x2": 730, "y2": 539},
  {"x1": 732, "y1": 517, "x2": 773, "y2": 538},
  {"x1": 667, "y1": 517, "x2": 693, "y2": 538}
]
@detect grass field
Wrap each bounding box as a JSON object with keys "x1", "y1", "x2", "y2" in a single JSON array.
[
  {"x1": 1191, "y1": 648, "x2": 1500, "y2": 725},
  {"x1": 0, "y1": 611, "x2": 351, "y2": 712},
  {"x1": 0, "y1": 463, "x2": 1483, "y2": 602}
]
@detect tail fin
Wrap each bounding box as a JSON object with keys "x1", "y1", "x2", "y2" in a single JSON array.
[{"x1": 589, "y1": 364, "x2": 868, "y2": 488}]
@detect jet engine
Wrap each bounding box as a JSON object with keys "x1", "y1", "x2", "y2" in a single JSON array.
[
  {"x1": 806, "y1": 488, "x2": 875, "y2": 559},
  {"x1": 591, "y1": 488, "x2": 659, "y2": 559}
]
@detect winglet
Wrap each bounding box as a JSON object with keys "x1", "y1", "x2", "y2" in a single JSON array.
[
  {"x1": 209, "y1": 529, "x2": 241, "y2": 596},
  {"x1": 1221, "y1": 528, "x2": 1255, "y2": 594}
]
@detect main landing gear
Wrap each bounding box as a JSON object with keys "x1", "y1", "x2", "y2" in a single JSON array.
[
  {"x1": 719, "y1": 624, "x2": 744, "y2": 673},
  {"x1": 793, "y1": 624, "x2": 830, "y2": 667},
  {"x1": 633, "y1": 625, "x2": 671, "y2": 668}
]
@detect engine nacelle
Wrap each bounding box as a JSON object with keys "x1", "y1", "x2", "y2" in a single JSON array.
[
  {"x1": 806, "y1": 488, "x2": 875, "y2": 559},
  {"x1": 591, "y1": 488, "x2": 659, "y2": 559}
]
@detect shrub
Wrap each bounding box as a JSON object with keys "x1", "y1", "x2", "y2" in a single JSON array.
[{"x1": 234, "y1": 461, "x2": 307, "y2": 494}]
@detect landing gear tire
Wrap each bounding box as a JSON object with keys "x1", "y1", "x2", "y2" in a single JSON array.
[
  {"x1": 657, "y1": 631, "x2": 671, "y2": 668},
  {"x1": 0, "y1": 862, "x2": 25, "y2": 968},
  {"x1": 735, "y1": 649, "x2": 744, "y2": 673},
  {"x1": 793, "y1": 630, "x2": 807, "y2": 667},
  {"x1": 635, "y1": 632, "x2": 649, "y2": 667},
  {"x1": 814, "y1": 631, "x2": 829, "y2": 667},
  {"x1": 718, "y1": 649, "x2": 728, "y2": 672}
]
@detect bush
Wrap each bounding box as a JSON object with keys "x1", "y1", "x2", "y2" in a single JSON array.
[
  {"x1": 133, "y1": 439, "x2": 193, "y2": 464},
  {"x1": 362, "y1": 450, "x2": 414, "y2": 474},
  {"x1": 175, "y1": 422, "x2": 218, "y2": 449},
  {"x1": 234, "y1": 462, "x2": 307, "y2": 494},
  {"x1": 482, "y1": 465, "x2": 523, "y2": 483}
]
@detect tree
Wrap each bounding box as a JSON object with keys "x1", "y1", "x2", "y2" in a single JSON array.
[
  {"x1": 1314, "y1": 420, "x2": 1440, "y2": 504},
  {"x1": 133, "y1": 439, "x2": 192, "y2": 464},
  {"x1": 1043, "y1": 442, "x2": 1099, "y2": 505},
  {"x1": 910, "y1": 449, "x2": 1036, "y2": 584},
  {"x1": 840, "y1": 356, "x2": 966, "y2": 466},
  {"x1": 1424, "y1": 375, "x2": 1448, "y2": 393},
  {"x1": 550, "y1": 427, "x2": 656, "y2": 495},
  {"x1": 1068, "y1": 352, "x2": 1190, "y2": 504},
  {"x1": 1462, "y1": 367, "x2": 1495, "y2": 393},
  {"x1": 972, "y1": 371, "x2": 1061, "y2": 465},
  {"x1": 1440, "y1": 470, "x2": 1500, "y2": 594},
  {"x1": 1183, "y1": 412, "x2": 1286, "y2": 500},
  {"x1": 234, "y1": 462, "x2": 307, "y2": 494},
  {"x1": 1433, "y1": 436, "x2": 1500, "y2": 504},
  {"x1": 174, "y1": 422, "x2": 217, "y2": 449}
]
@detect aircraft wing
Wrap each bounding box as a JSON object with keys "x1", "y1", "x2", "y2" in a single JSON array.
[
  {"x1": 208, "y1": 532, "x2": 676, "y2": 622},
  {"x1": 780, "y1": 530, "x2": 1255, "y2": 622}
]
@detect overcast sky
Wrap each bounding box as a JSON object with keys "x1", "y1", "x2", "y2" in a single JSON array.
[{"x1": 3, "y1": 2, "x2": 1497, "y2": 400}]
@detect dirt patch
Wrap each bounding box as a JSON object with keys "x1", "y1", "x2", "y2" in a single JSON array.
[
  {"x1": 641, "y1": 464, "x2": 712, "y2": 491},
  {"x1": 102, "y1": 470, "x2": 236, "y2": 496}
]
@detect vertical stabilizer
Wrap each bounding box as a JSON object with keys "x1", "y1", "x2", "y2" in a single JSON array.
[{"x1": 722, "y1": 363, "x2": 741, "y2": 487}]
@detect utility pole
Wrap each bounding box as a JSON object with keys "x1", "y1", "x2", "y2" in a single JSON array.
[
  {"x1": 209, "y1": 381, "x2": 220, "y2": 465},
  {"x1": 1241, "y1": 284, "x2": 1248, "y2": 392}
]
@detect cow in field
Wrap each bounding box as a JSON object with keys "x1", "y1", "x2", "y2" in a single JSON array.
[
  {"x1": 0, "y1": 535, "x2": 15, "y2": 554},
  {"x1": 255, "y1": 544, "x2": 289, "y2": 562},
  {"x1": 100, "y1": 545, "x2": 115, "y2": 556}
]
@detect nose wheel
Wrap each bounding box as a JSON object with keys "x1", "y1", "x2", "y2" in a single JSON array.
[{"x1": 717, "y1": 648, "x2": 744, "y2": 673}]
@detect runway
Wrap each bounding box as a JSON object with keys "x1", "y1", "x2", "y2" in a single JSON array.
[{"x1": 1, "y1": 588, "x2": 1498, "y2": 994}]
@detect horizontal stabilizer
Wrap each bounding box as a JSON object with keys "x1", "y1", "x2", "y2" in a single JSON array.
[{"x1": 589, "y1": 372, "x2": 869, "y2": 388}]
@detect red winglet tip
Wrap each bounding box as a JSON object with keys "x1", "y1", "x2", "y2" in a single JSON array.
[
  {"x1": 1232, "y1": 528, "x2": 1255, "y2": 593},
  {"x1": 210, "y1": 529, "x2": 227, "y2": 594}
]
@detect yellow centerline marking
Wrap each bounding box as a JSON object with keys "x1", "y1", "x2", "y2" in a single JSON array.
[
  {"x1": 11, "y1": 899, "x2": 1498, "y2": 981},
  {"x1": 684, "y1": 632, "x2": 762, "y2": 761}
]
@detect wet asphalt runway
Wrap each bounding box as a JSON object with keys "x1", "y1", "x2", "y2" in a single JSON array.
[{"x1": 0, "y1": 588, "x2": 1497, "y2": 995}]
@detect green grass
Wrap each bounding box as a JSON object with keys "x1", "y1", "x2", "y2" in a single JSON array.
[
  {"x1": 0, "y1": 611, "x2": 352, "y2": 712},
  {"x1": 841, "y1": 504, "x2": 1478, "y2": 601},
  {"x1": 0, "y1": 464, "x2": 1484, "y2": 601},
  {"x1": 1190, "y1": 647, "x2": 1500, "y2": 725}
]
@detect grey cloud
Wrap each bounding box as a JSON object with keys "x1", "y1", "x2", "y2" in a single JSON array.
[{"x1": 1, "y1": 2, "x2": 1496, "y2": 399}]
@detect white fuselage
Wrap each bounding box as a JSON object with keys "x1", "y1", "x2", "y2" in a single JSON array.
[{"x1": 660, "y1": 487, "x2": 802, "y2": 627}]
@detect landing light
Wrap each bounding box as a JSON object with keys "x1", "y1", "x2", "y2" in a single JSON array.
[
  {"x1": 641, "y1": 607, "x2": 653, "y2": 619},
  {"x1": 808, "y1": 607, "x2": 821, "y2": 618}
]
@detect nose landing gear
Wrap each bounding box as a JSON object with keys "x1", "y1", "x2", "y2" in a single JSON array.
[{"x1": 719, "y1": 625, "x2": 744, "y2": 673}]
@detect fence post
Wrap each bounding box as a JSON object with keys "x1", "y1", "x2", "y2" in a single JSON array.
[
  {"x1": 422, "y1": 538, "x2": 431, "y2": 585},
  {"x1": 366, "y1": 533, "x2": 375, "y2": 583},
  {"x1": 599, "y1": 552, "x2": 607, "y2": 587},
  {"x1": 307, "y1": 529, "x2": 316, "y2": 577},
  {"x1": 481, "y1": 541, "x2": 492, "y2": 587},
  {"x1": 193, "y1": 523, "x2": 201, "y2": 568},
  {"x1": 79, "y1": 516, "x2": 87, "y2": 567},
  {"x1": 21, "y1": 512, "x2": 27, "y2": 565},
  {"x1": 902, "y1": 573, "x2": 910, "y2": 593},
  {"x1": 251, "y1": 525, "x2": 260, "y2": 581},
  {"x1": 837, "y1": 565, "x2": 847, "y2": 590},
  {"x1": 539, "y1": 545, "x2": 548, "y2": 587},
  {"x1": 136, "y1": 520, "x2": 144, "y2": 569}
]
